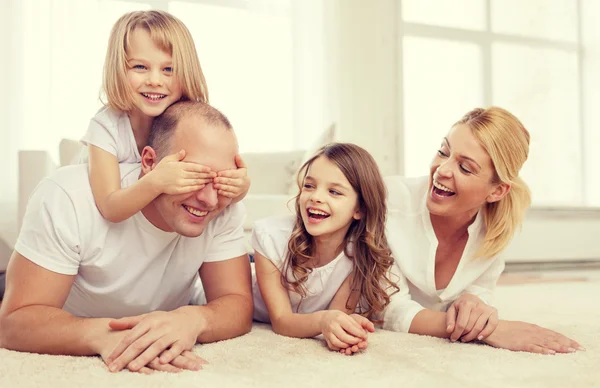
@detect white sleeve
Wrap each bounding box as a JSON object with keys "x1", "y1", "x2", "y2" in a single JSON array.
[
  {"x1": 14, "y1": 179, "x2": 81, "y2": 275},
  {"x1": 80, "y1": 115, "x2": 119, "y2": 157},
  {"x1": 203, "y1": 202, "x2": 248, "y2": 262},
  {"x1": 250, "y1": 219, "x2": 284, "y2": 269},
  {"x1": 381, "y1": 264, "x2": 426, "y2": 333},
  {"x1": 461, "y1": 257, "x2": 505, "y2": 306}
]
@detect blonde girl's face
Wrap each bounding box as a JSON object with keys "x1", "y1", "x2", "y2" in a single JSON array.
[
  {"x1": 126, "y1": 28, "x2": 183, "y2": 117},
  {"x1": 299, "y1": 156, "x2": 361, "y2": 242}
]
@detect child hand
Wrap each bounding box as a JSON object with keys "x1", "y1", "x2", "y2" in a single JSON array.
[
  {"x1": 446, "y1": 293, "x2": 499, "y2": 343},
  {"x1": 319, "y1": 310, "x2": 368, "y2": 353},
  {"x1": 213, "y1": 155, "x2": 250, "y2": 203},
  {"x1": 150, "y1": 149, "x2": 216, "y2": 195},
  {"x1": 338, "y1": 314, "x2": 375, "y2": 355}
]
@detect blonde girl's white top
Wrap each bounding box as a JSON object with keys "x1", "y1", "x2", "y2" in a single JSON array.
[
  {"x1": 79, "y1": 106, "x2": 141, "y2": 163},
  {"x1": 381, "y1": 176, "x2": 505, "y2": 333},
  {"x1": 251, "y1": 214, "x2": 354, "y2": 323}
]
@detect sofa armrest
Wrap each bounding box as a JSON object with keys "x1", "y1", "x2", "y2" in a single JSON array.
[{"x1": 18, "y1": 150, "x2": 57, "y2": 231}]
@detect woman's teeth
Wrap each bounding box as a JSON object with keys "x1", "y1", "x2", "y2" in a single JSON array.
[
  {"x1": 183, "y1": 205, "x2": 208, "y2": 217},
  {"x1": 433, "y1": 180, "x2": 455, "y2": 194}
]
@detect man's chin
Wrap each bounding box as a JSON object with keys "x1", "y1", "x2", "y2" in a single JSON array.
[{"x1": 174, "y1": 225, "x2": 206, "y2": 238}]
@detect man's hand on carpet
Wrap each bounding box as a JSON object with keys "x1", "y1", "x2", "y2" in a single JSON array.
[
  {"x1": 483, "y1": 320, "x2": 585, "y2": 354},
  {"x1": 446, "y1": 293, "x2": 498, "y2": 342},
  {"x1": 105, "y1": 309, "x2": 206, "y2": 373}
]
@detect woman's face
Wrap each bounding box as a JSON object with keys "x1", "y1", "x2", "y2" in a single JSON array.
[{"x1": 426, "y1": 123, "x2": 508, "y2": 219}]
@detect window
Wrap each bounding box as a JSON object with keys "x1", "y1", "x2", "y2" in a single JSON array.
[{"x1": 400, "y1": 0, "x2": 592, "y2": 206}]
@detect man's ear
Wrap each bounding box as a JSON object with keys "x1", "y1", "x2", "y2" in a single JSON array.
[
  {"x1": 487, "y1": 182, "x2": 511, "y2": 204},
  {"x1": 140, "y1": 146, "x2": 159, "y2": 174}
]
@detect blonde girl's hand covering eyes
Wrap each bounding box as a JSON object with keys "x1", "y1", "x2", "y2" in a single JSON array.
[
  {"x1": 214, "y1": 154, "x2": 250, "y2": 202},
  {"x1": 149, "y1": 149, "x2": 216, "y2": 195}
]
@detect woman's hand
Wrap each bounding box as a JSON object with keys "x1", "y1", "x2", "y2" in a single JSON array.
[
  {"x1": 319, "y1": 310, "x2": 368, "y2": 353},
  {"x1": 484, "y1": 320, "x2": 584, "y2": 354},
  {"x1": 446, "y1": 293, "x2": 499, "y2": 342}
]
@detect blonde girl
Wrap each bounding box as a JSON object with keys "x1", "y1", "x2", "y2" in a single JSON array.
[{"x1": 82, "y1": 10, "x2": 249, "y2": 223}]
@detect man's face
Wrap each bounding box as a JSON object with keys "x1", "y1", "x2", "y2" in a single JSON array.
[{"x1": 142, "y1": 115, "x2": 238, "y2": 237}]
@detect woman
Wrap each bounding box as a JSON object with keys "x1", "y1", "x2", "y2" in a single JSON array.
[{"x1": 383, "y1": 107, "x2": 583, "y2": 354}]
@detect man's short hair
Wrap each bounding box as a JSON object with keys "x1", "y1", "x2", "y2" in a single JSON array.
[{"x1": 148, "y1": 101, "x2": 233, "y2": 158}]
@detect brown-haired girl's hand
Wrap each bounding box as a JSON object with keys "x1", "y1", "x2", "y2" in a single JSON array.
[
  {"x1": 150, "y1": 149, "x2": 216, "y2": 195},
  {"x1": 446, "y1": 293, "x2": 499, "y2": 342},
  {"x1": 214, "y1": 155, "x2": 250, "y2": 203},
  {"x1": 337, "y1": 314, "x2": 375, "y2": 355},
  {"x1": 483, "y1": 320, "x2": 584, "y2": 354},
  {"x1": 319, "y1": 310, "x2": 368, "y2": 353}
]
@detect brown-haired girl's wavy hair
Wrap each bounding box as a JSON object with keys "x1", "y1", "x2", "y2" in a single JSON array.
[
  {"x1": 455, "y1": 107, "x2": 532, "y2": 259},
  {"x1": 281, "y1": 143, "x2": 399, "y2": 319},
  {"x1": 102, "y1": 10, "x2": 208, "y2": 111}
]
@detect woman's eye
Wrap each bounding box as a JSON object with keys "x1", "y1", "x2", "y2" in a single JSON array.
[
  {"x1": 437, "y1": 150, "x2": 448, "y2": 157},
  {"x1": 459, "y1": 164, "x2": 472, "y2": 174}
]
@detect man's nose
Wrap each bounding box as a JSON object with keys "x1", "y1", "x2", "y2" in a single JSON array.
[{"x1": 195, "y1": 183, "x2": 219, "y2": 209}]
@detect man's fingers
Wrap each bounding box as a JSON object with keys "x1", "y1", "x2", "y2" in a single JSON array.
[
  {"x1": 446, "y1": 304, "x2": 457, "y2": 333},
  {"x1": 181, "y1": 350, "x2": 209, "y2": 365},
  {"x1": 170, "y1": 354, "x2": 204, "y2": 371},
  {"x1": 137, "y1": 366, "x2": 154, "y2": 375},
  {"x1": 108, "y1": 315, "x2": 147, "y2": 331},
  {"x1": 106, "y1": 323, "x2": 150, "y2": 365},
  {"x1": 159, "y1": 342, "x2": 184, "y2": 365},
  {"x1": 146, "y1": 357, "x2": 182, "y2": 373},
  {"x1": 126, "y1": 335, "x2": 177, "y2": 372},
  {"x1": 108, "y1": 329, "x2": 163, "y2": 372}
]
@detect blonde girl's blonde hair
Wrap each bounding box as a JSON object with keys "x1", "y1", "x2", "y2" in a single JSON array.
[
  {"x1": 455, "y1": 107, "x2": 532, "y2": 259},
  {"x1": 282, "y1": 143, "x2": 399, "y2": 320},
  {"x1": 102, "y1": 10, "x2": 208, "y2": 111}
]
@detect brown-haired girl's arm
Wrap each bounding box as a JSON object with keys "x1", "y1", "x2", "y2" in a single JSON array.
[
  {"x1": 254, "y1": 252, "x2": 367, "y2": 349},
  {"x1": 88, "y1": 145, "x2": 214, "y2": 223}
]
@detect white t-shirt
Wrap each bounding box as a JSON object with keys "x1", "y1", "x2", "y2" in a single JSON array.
[
  {"x1": 251, "y1": 215, "x2": 353, "y2": 323},
  {"x1": 15, "y1": 164, "x2": 248, "y2": 318},
  {"x1": 381, "y1": 176, "x2": 505, "y2": 333},
  {"x1": 79, "y1": 106, "x2": 141, "y2": 163}
]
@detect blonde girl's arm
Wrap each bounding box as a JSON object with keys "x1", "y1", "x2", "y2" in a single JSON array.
[
  {"x1": 88, "y1": 145, "x2": 161, "y2": 223},
  {"x1": 255, "y1": 252, "x2": 367, "y2": 347}
]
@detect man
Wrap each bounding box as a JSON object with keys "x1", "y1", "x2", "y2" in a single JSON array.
[{"x1": 0, "y1": 101, "x2": 253, "y2": 374}]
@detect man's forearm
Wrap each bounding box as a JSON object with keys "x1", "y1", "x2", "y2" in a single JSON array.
[
  {"x1": 408, "y1": 309, "x2": 451, "y2": 338},
  {"x1": 0, "y1": 305, "x2": 110, "y2": 356},
  {"x1": 182, "y1": 293, "x2": 253, "y2": 343}
]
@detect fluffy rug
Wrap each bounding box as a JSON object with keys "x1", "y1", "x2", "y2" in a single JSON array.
[{"x1": 1, "y1": 280, "x2": 598, "y2": 388}]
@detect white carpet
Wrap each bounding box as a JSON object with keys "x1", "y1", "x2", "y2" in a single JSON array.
[{"x1": 1, "y1": 280, "x2": 598, "y2": 388}]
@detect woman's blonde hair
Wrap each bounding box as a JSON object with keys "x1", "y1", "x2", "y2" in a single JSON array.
[
  {"x1": 282, "y1": 143, "x2": 399, "y2": 319},
  {"x1": 455, "y1": 107, "x2": 532, "y2": 259},
  {"x1": 102, "y1": 10, "x2": 208, "y2": 111}
]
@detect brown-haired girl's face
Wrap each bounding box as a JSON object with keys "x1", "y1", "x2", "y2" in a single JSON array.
[
  {"x1": 427, "y1": 123, "x2": 504, "y2": 219},
  {"x1": 126, "y1": 28, "x2": 183, "y2": 117},
  {"x1": 299, "y1": 156, "x2": 361, "y2": 241}
]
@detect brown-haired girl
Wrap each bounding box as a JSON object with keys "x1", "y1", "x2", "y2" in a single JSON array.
[{"x1": 252, "y1": 143, "x2": 398, "y2": 355}]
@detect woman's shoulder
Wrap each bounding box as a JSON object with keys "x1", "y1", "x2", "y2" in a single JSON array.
[{"x1": 385, "y1": 175, "x2": 429, "y2": 212}]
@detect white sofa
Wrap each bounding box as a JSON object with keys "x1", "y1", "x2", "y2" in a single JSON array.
[{"x1": 16, "y1": 139, "x2": 305, "y2": 251}]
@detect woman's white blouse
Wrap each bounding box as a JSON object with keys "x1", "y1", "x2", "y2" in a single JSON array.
[
  {"x1": 251, "y1": 215, "x2": 353, "y2": 323},
  {"x1": 382, "y1": 176, "x2": 505, "y2": 333}
]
